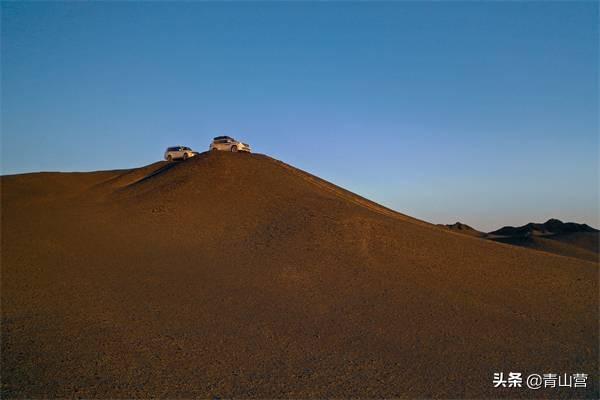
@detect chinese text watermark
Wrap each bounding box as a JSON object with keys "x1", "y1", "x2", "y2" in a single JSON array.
[{"x1": 493, "y1": 372, "x2": 588, "y2": 390}]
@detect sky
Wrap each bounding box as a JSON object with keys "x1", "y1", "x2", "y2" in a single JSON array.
[{"x1": 1, "y1": 1, "x2": 598, "y2": 232}]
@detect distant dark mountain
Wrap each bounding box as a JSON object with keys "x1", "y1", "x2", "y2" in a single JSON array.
[
  {"x1": 439, "y1": 218, "x2": 598, "y2": 262},
  {"x1": 438, "y1": 222, "x2": 486, "y2": 238},
  {"x1": 487, "y1": 219, "x2": 598, "y2": 262},
  {"x1": 489, "y1": 218, "x2": 598, "y2": 237}
]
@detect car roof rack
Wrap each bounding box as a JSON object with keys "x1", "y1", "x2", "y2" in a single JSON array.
[{"x1": 213, "y1": 136, "x2": 234, "y2": 140}]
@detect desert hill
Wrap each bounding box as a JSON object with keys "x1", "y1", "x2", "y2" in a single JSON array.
[
  {"x1": 490, "y1": 218, "x2": 598, "y2": 237},
  {"x1": 1, "y1": 151, "x2": 598, "y2": 398},
  {"x1": 437, "y1": 222, "x2": 486, "y2": 238},
  {"x1": 488, "y1": 219, "x2": 599, "y2": 262},
  {"x1": 438, "y1": 219, "x2": 598, "y2": 262}
]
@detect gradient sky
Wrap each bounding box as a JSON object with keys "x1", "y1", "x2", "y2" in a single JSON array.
[{"x1": 2, "y1": 1, "x2": 598, "y2": 231}]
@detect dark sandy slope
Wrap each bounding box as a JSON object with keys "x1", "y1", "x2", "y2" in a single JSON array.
[
  {"x1": 490, "y1": 234, "x2": 599, "y2": 263},
  {"x1": 1, "y1": 152, "x2": 598, "y2": 398}
]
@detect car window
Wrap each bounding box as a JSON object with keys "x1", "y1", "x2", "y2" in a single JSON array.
[{"x1": 183, "y1": 147, "x2": 191, "y2": 151}]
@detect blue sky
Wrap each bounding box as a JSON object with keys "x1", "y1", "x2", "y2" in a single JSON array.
[{"x1": 1, "y1": 2, "x2": 598, "y2": 231}]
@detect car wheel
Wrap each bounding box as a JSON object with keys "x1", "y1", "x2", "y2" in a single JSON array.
[
  {"x1": 211, "y1": 147, "x2": 218, "y2": 151},
  {"x1": 183, "y1": 153, "x2": 189, "y2": 160},
  {"x1": 167, "y1": 155, "x2": 173, "y2": 162},
  {"x1": 231, "y1": 146, "x2": 238, "y2": 152}
]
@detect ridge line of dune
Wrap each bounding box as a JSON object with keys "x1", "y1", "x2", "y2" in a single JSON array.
[{"x1": 261, "y1": 155, "x2": 433, "y2": 228}]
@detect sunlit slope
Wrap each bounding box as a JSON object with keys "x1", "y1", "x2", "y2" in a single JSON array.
[{"x1": 2, "y1": 151, "x2": 598, "y2": 398}]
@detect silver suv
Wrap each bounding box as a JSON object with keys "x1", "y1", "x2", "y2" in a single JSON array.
[
  {"x1": 164, "y1": 146, "x2": 197, "y2": 161},
  {"x1": 209, "y1": 136, "x2": 251, "y2": 153}
]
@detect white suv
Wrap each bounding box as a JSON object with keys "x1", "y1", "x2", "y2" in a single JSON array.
[
  {"x1": 209, "y1": 136, "x2": 251, "y2": 153},
  {"x1": 164, "y1": 146, "x2": 197, "y2": 161}
]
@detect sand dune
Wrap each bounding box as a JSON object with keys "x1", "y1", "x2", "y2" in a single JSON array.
[{"x1": 1, "y1": 152, "x2": 598, "y2": 398}]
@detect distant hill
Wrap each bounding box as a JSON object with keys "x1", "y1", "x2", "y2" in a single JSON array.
[
  {"x1": 488, "y1": 219, "x2": 598, "y2": 262},
  {"x1": 437, "y1": 222, "x2": 486, "y2": 238},
  {"x1": 489, "y1": 218, "x2": 598, "y2": 237},
  {"x1": 439, "y1": 218, "x2": 598, "y2": 262}
]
